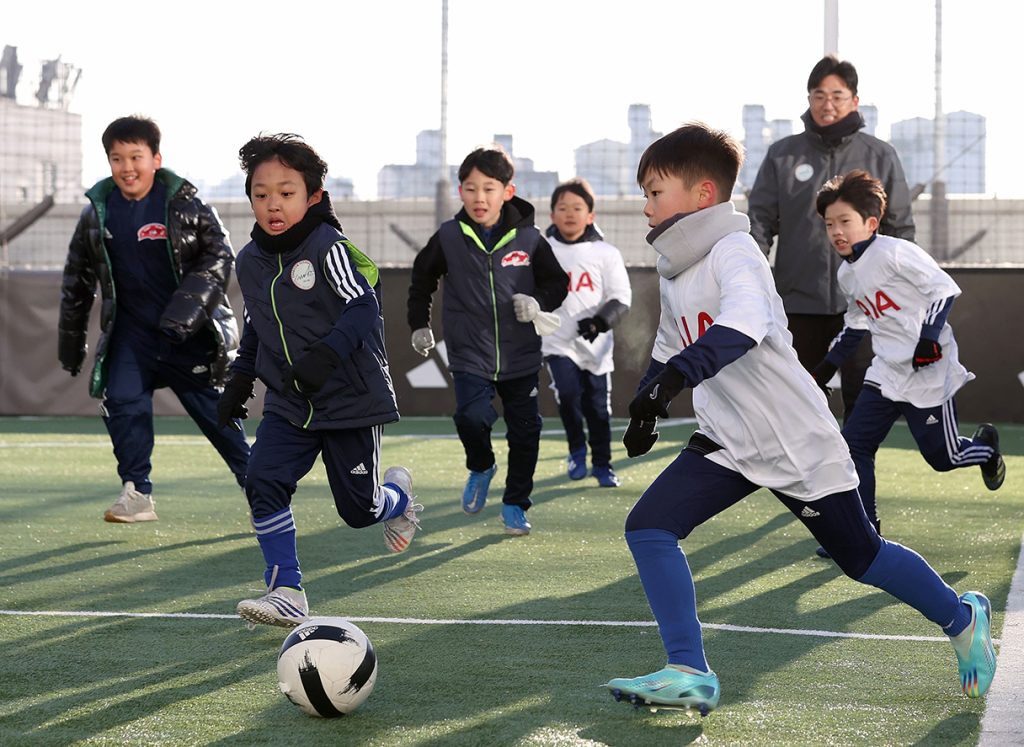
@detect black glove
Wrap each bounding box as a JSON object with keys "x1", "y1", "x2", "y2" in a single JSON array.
[
  {"x1": 577, "y1": 315, "x2": 610, "y2": 343},
  {"x1": 287, "y1": 341, "x2": 341, "y2": 394},
  {"x1": 628, "y1": 364, "x2": 688, "y2": 421},
  {"x1": 811, "y1": 360, "x2": 838, "y2": 396},
  {"x1": 623, "y1": 418, "x2": 659, "y2": 458},
  {"x1": 217, "y1": 374, "x2": 255, "y2": 431},
  {"x1": 912, "y1": 339, "x2": 942, "y2": 371},
  {"x1": 58, "y1": 335, "x2": 86, "y2": 377}
]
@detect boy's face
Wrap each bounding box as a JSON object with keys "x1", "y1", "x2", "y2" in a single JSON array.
[
  {"x1": 551, "y1": 191, "x2": 594, "y2": 242},
  {"x1": 808, "y1": 73, "x2": 859, "y2": 128},
  {"x1": 640, "y1": 170, "x2": 707, "y2": 228},
  {"x1": 458, "y1": 167, "x2": 514, "y2": 229},
  {"x1": 823, "y1": 199, "x2": 878, "y2": 257},
  {"x1": 107, "y1": 140, "x2": 161, "y2": 201},
  {"x1": 249, "y1": 157, "x2": 322, "y2": 235}
]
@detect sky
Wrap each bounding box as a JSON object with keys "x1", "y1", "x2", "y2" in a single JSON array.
[{"x1": 6, "y1": 0, "x2": 1021, "y2": 199}]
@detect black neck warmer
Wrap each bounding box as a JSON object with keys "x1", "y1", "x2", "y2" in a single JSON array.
[
  {"x1": 801, "y1": 109, "x2": 865, "y2": 148},
  {"x1": 250, "y1": 191, "x2": 344, "y2": 255}
]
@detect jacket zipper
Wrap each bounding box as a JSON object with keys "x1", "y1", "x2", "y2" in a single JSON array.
[{"x1": 271, "y1": 255, "x2": 314, "y2": 428}]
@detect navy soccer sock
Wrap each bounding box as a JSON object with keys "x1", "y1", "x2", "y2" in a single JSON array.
[
  {"x1": 380, "y1": 482, "x2": 410, "y2": 521},
  {"x1": 857, "y1": 538, "x2": 964, "y2": 630},
  {"x1": 253, "y1": 507, "x2": 301, "y2": 589},
  {"x1": 625, "y1": 528, "x2": 709, "y2": 672}
]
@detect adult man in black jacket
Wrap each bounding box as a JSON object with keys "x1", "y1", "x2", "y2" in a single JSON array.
[
  {"x1": 59, "y1": 116, "x2": 250, "y2": 523},
  {"x1": 748, "y1": 56, "x2": 915, "y2": 420}
]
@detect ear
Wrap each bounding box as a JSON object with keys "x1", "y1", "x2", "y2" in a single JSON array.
[
  {"x1": 866, "y1": 215, "x2": 880, "y2": 233},
  {"x1": 307, "y1": 188, "x2": 324, "y2": 206},
  {"x1": 698, "y1": 178, "x2": 718, "y2": 208},
  {"x1": 154, "y1": 152, "x2": 163, "y2": 170},
  {"x1": 503, "y1": 183, "x2": 516, "y2": 201}
]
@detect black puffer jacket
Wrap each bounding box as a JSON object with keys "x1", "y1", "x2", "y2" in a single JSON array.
[{"x1": 58, "y1": 168, "x2": 239, "y2": 397}]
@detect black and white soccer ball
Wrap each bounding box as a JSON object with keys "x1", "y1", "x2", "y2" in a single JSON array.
[{"x1": 277, "y1": 617, "x2": 378, "y2": 717}]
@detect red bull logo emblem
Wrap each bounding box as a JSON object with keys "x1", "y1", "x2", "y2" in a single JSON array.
[
  {"x1": 501, "y1": 250, "x2": 530, "y2": 267},
  {"x1": 137, "y1": 223, "x2": 168, "y2": 241}
]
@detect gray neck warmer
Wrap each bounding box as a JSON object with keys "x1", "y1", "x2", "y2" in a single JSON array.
[{"x1": 647, "y1": 202, "x2": 751, "y2": 279}]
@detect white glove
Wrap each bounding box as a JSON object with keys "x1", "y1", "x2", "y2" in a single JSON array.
[
  {"x1": 512, "y1": 293, "x2": 540, "y2": 323},
  {"x1": 411, "y1": 327, "x2": 435, "y2": 357},
  {"x1": 532, "y1": 310, "x2": 562, "y2": 336}
]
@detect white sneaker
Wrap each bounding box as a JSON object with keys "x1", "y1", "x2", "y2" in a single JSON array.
[
  {"x1": 104, "y1": 481, "x2": 158, "y2": 523},
  {"x1": 382, "y1": 465, "x2": 423, "y2": 553},
  {"x1": 237, "y1": 585, "x2": 309, "y2": 628}
]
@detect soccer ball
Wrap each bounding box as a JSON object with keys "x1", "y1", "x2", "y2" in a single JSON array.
[{"x1": 277, "y1": 617, "x2": 378, "y2": 717}]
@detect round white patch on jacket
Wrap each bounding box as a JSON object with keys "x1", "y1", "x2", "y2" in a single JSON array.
[
  {"x1": 794, "y1": 163, "x2": 814, "y2": 182},
  {"x1": 291, "y1": 260, "x2": 316, "y2": 290}
]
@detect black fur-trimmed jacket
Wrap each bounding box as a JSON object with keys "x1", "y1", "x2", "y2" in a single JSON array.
[{"x1": 58, "y1": 168, "x2": 239, "y2": 397}]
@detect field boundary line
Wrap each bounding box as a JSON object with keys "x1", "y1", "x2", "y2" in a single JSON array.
[
  {"x1": 0, "y1": 608, "x2": 1001, "y2": 644},
  {"x1": 979, "y1": 528, "x2": 1024, "y2": 746}
]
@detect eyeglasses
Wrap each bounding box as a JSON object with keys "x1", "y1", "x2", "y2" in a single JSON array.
[{"x1": 810, "y1": 91, "x2": 853, "y2": 107}]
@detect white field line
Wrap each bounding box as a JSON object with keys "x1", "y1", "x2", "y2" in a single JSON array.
[
  {"x1": 979, "y1": 529, "x2": 1024, "y2": 746},
  {"x1": 0, "y1": 608, "x2": 999, "y2": 645},
  {"x1": 0, "y1": 418, "x2": 700, "y2": 449}
]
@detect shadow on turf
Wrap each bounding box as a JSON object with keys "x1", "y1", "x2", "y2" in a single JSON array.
[{"x1": 0, "y1": 616, "x2": 279, "y2": 744}]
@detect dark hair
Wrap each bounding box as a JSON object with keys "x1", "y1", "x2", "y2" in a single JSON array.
[
  {"x1": 238, "y1": 133, "x2": 328, "y2": 199},
  {"x1": 807, "y1": 55, "x2": 859, "y2": 95},
  {"x1": 550, "y1": 177, "x2": 595, "y2": 212},
  {"x1": 457, "y1": 145, "x2": 515, "y2": 185},
  {"x1": 815, "y1": 169, "x2": 887, "y2": 220},
  {"x1": 102, "y1": 116, "x2": 161, "y2": 156},
  {"x1": 636, "y1": 122, "x2": 743, "y2": 201}
]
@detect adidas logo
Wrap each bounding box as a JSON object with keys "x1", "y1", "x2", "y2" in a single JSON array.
[
  {"x1": 925, "y1": 414, "x2": 939, "y2": 425},
  {"x1": 350, "y1": 463, "x2": 368, "y2": 475},
  {"x1": 801, "y1": 505, "x2": 821, "y2": 518}
]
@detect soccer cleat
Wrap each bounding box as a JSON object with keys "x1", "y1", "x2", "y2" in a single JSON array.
[
  {"x1": 949, "y1": 591, "x2": 997, "y2": 698},
  {"x1": 501, "y1": 504, "x2": 531, "y2": 536},
  {"x1": 237, "y1": 565, "x2": 308, "y2": 629},
  {"x1": 462, "y1": 464, "x2": 498, "y2": 514},
  {"x1": 592, "y1": 464, "x2": 621, "y2": 488},
  {"x1": 237, "y1": 585, "x2": 309, "y2": 629},
  {"x1": 972, "y1": 424, "x2": 1006, "y2": 491},
  {"x1": 605, "y1": 665, "x2": 721, "y2": 716},
  {"x1": 382, "y1": 465, "x2": 423, "y2": 553},
  {"x1": 104, "y1": 481, "x2": 158, "y2": 523},
  {"x1": 567, "y1": 450, "x2": 587, "y2": 480}
]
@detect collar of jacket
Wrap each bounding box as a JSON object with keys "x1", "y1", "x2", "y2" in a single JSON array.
[
  {"x1": 801, "y1": 109, "x2": 865, "y2": 148},
  {"x1": 845, "y1": 232, "x2": 878, "y2": 263},
  {"x1": 647, "y1": 201, "x2": 751, "y2": 279},
  {"x1": 545, "y1": 223, "x2": 604, "y2": 244},
  {"x1": 85, "y1": 167, "x2": 188, "y2": 206},
  {"x1": 455, "y1": 193, "x2": 537, "y2": 243}
]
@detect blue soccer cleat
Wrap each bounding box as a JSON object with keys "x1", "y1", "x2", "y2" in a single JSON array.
[
  {"x1": 462, "y1": 464, "x2": 498, "y2": 514},
  {"x1": 501, "y1": 504, "x2": 531, "y2": 536},
  {"x1": 605, "y1": 665, "x2": 720, "y2": 716},
  {"x1": 592, "y1": 464, "x2": 621, "y2": 488},
  {"x1": 567, "y1": 450, "x2": 587, "y2": 480},
  {"x1": 949, "y1": 591, "x2": 997, "y2": 698}
]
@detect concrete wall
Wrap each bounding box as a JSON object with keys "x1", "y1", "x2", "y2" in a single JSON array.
[
  {"x1": 6, "y1": 195, "x2": 1024, "y2": 269},
  {"x1": 3, "y1": 267, "x2": 1022, "y2": 423}
]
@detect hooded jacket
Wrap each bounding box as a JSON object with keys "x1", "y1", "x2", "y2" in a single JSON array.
[
  {"x1": 747, "y1": 111, "x2": 915, "y2": 316},
  {"x1": 233, "y1": 217, "x2": 398, "y2": 431},
  {"x1": 58, "y1": 168, "x2": 239, "y2": 397},
  {"x1": 407, "y1": 195, "x2": 569, "y2": 381}
]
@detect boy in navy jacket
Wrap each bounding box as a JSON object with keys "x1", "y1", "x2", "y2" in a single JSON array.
[
  {"x1": 407, "y1": 145, "x2": 568, "y2": 535},
  {"x1": 219, "y1": 134, "x2": 421, "y2": 628}
]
